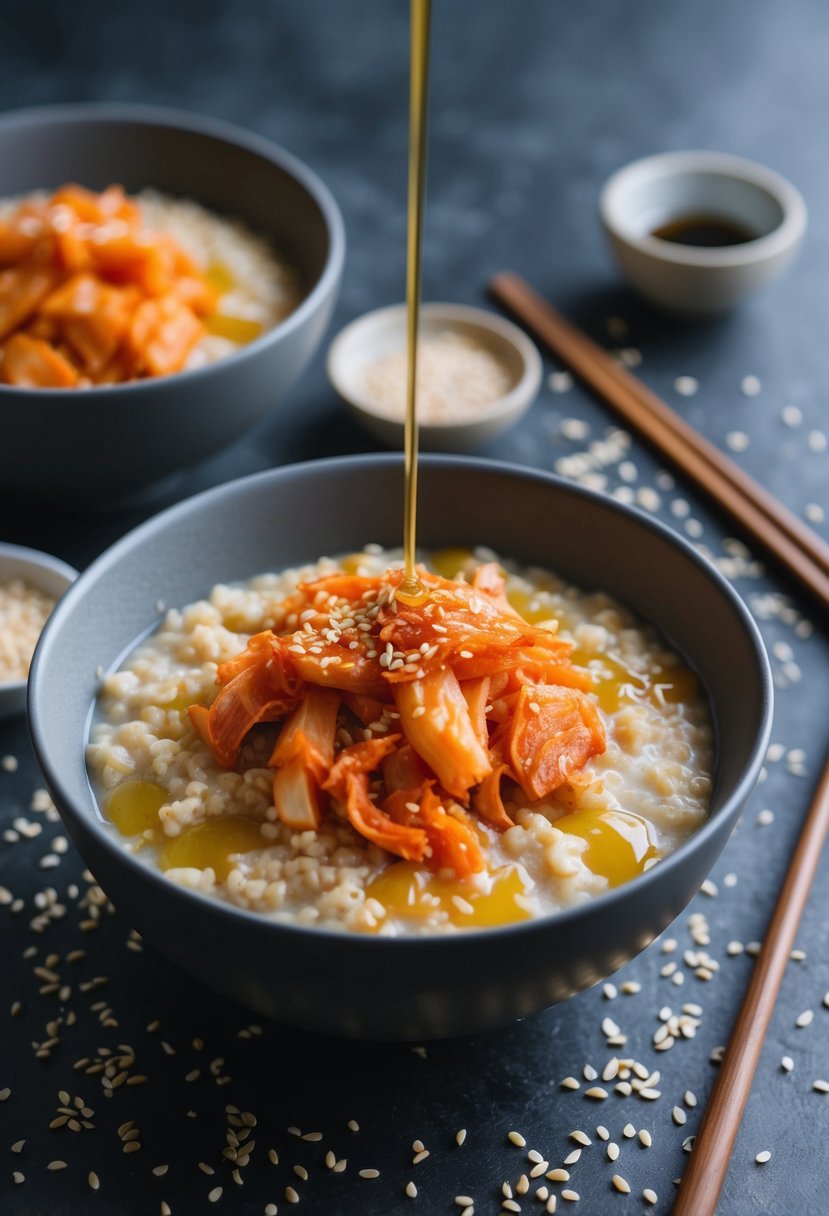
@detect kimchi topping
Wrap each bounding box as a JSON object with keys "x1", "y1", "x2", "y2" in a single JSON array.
[{"x1": 189, "y1": 562, "x2": 607, "y2": 874}]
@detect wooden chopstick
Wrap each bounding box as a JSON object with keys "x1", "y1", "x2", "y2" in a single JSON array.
[
  {"x1": 487, "y1": 270, "x2": 829, "y2": 1215},
  {"x1": 673, "y1": 754, "x2": 829, "y2": 1215},
  {"x1": 488, "y1": 272, "x2": 829, "y2": 616}
]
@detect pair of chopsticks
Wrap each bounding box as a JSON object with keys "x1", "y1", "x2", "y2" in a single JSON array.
[
  {"x1": 488, "y1": 272, "x2": 829, "y2": 1216},
  {"x1": 490, "y1": 273, "x2": 829, "y2": 616}
]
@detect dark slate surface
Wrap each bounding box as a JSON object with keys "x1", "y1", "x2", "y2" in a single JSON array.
[{"x1": 2, "y1": 0, "x2": 829, "y2": 1212}]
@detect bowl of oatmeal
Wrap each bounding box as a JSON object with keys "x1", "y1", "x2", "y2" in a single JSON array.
[
  {"x1": 0, "y1": 542, "x2": 76, "y2": 718},
  {"x1": 0, "y1": 103, "x2": 344, "y2": 501},
  {"x1": 28, "y1": 455, "x2": 772, "y2": 1038}
]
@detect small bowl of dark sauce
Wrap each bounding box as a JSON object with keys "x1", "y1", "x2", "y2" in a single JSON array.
[{"x1": 599, "y1": 151, "x2": 807, "y2": 317}]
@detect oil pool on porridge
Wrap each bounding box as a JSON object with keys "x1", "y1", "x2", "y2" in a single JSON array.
[{"x1": 86, "y1": 548, "x2": 712, "y2": 936}]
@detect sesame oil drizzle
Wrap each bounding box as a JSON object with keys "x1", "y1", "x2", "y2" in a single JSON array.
[{"x1": 399, "y1": 0, "x2": 432, "y2": 607}]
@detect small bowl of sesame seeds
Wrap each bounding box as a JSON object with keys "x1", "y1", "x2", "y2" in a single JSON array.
[
  {"x1": 327, "y1": 302, "x2": 543, "y2": 451},
  {"x1": 0, "y1": 543, "x2": 77, "y2": 719}
]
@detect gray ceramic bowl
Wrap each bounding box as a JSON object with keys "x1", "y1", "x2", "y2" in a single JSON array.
[
  {"x1": 29, "y1": 456, "x2": 772, "y2": 1039},
  {"x1": 0, "y1": 103, "x2": 344, "y2": 502}
]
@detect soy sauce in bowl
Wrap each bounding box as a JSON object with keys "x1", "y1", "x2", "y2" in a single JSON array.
[{"x1": 651, "y1": 214, "x2": 757, "y2": 248}]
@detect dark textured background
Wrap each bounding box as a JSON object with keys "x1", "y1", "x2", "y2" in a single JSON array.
[{"x1": 2, "y1": 1, "x2": 829, "y2": 1212}]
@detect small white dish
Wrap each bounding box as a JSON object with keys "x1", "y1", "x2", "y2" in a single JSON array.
[
  {"x1": 599, "y1": 150, "x2": 807, "y2": 317},
  {"x1": 326, "y1": 302, "x2": 542, "y2": 451},
  {"x1": 0, "y1": 543, "x2": 77, "y2": 720}
]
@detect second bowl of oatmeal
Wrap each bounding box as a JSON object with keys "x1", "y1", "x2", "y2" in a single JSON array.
[
  {"x1": 0, "y1": 103, "x2": 344, "y2": 501},
  {"x1": 28, "y1": 455, "x2": 771, "y2": 1038}
]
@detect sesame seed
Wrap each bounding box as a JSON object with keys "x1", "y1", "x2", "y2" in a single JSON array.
[
  {"x1": 607, "y1": 1143, "x2": 619, "y2": 1162},
  {"x1": 584, "y1": 1087, "x2": 608, "y2": 1100},
  {"x1": 796, "y1": 1009, "x2": 814, "y2": 1028},
  {"x1": 639, "y1": 1130, "x2": 652, "y2": 1148},
  {"x1": 454, "y1": 1196, "x2": 473, "y2": 1206},
  {"x1": 755, "y1": 1150, "x2": 771, "y2": 1164},
  {"x1": 781, "y1": 1057, "x2": 794, "y2": 1072},
  {"x1": 622, "y1": 1123, "x2": 635, "y2": 1138},
  {"x1": 88, "y1": 1171, "x2": 100, "y2": 1190},
  {"x1": 612, "y1": 1175, "x2": 630, "y2": 1194},
  {"x1": 547, "y1": 1169, "x2": 569, "y2": 1182},
  {"x1": 47, "y1": 1160, "x2": 68, "y2": 1171},
  {"x1": 561, "y1": 1190, "x2": 580, "y2": 1202},
  {"x1": 208, "y1": 1187, "x2": 222, "y2": 1203},
  {"x1": 812, "y1": 1080, "x2": 829, "y2": 1093},
  {"x1": 456, "y1": 1128, "x2": 467, "y2": 1146},
  {"x1": 285, "y1": 1186, "x2": 300, "y2": 1203},
  {"x1": 643, "y1": 1188, "x2": 658, "y2": 1205},
  {"x1": 560, "y1": 1077, "x2": 580, "y2": 1091},
  {"x1": 406, "y1": 1181, "x2": 417, "y2": 1198},
  {"x1": 360, "y1": 1169, "x2": 380, "y2": 1179},
  {"x1": 508, "y1": 1131, "x2": 527, "y2": 1147},
  {"x1": 569, "y1": 1130, "x2": 591, "y2": 1146},
  {"x1": 741, "y1": 375, "x2": 761, "y2": 397},
  {"x1": 674, "y1": 376, "x2": 698, "y2": 397},
  {"x1": 563, "y1": 1149, "x2": 581, "y2": 1166}
]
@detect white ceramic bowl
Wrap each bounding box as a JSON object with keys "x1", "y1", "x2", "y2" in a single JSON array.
[
  {"x1": 327, "y1": 303, "x2": 542, "y2": 451},
  {"x1": 599, "y1": 151, "x2": 807, "y2": 316},
  {"x1": 0, "y1": 544, "x2": 77, "y2": 719}
]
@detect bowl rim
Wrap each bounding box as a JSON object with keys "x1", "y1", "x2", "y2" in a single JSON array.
[
  {"x1": 29, "y1": 452, "x2": 773, "y2": 949},
  {"x1": 0, "y1": 542, "x2": 77, "y2": 693},
  {"x1": 326, "y1": 302, "x2": 543, "y2": 432},
  {"x1": 599, "y1": 149, "x2": 807, "y2": 269},
  {"x1": 0, "y1": 101, "x2": 346, "y2": 401}
]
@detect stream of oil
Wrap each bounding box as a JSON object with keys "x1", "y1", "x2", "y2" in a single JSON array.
[{"x1": 398, "y1": 0, "x2": 432, "y2": 606}]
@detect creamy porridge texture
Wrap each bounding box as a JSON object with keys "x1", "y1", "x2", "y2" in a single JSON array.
[{"x1": 86, "y1": 548, "x2": 712, "y2": 935}]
